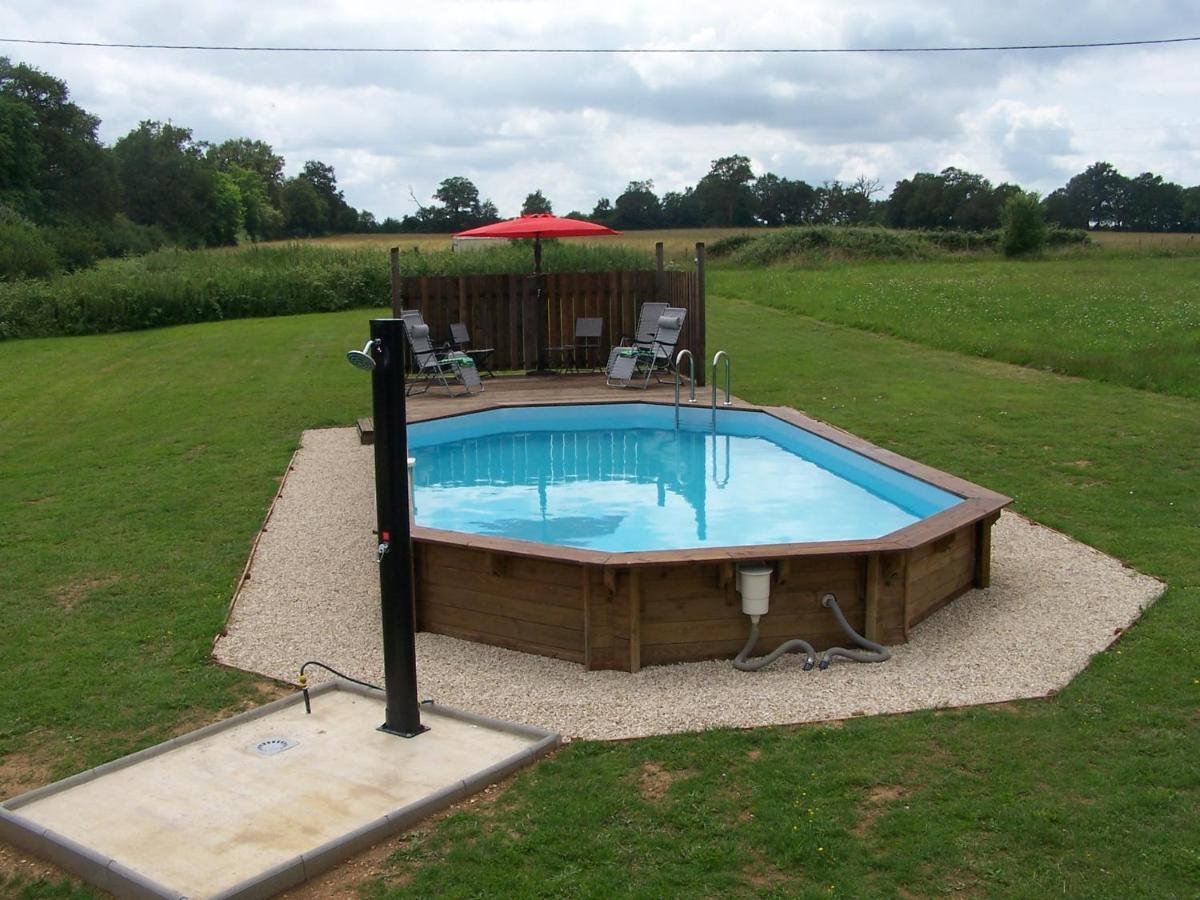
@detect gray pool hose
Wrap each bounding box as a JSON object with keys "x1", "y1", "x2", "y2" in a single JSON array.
[
  {"x1": 733, "y1": 618, "x2": 816, "y2": 671},
  {"x1": 818, "y1": 593, "x2": 891, "y2": 669}
]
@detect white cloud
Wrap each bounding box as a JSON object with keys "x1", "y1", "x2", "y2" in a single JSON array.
[{"x1": 2, "y1": 0, "x2": 1198, "y2": 216}]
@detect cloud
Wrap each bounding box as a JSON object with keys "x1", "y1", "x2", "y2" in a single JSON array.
[{"x1": 3, "y1": 0, "x2": 1198, "y2": 216}]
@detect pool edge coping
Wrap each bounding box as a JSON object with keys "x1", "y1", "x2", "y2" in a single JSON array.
[{"x1": 407, "y1": 396, "x2": 1011, "y2": 568}]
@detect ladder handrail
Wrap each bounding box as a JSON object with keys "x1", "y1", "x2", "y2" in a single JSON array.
[
  {"x1": 674, "y1": 349, "x2": 696, "y2": 428},
  {"x1": 711, "y1": 350, "x2": 731, "y2": 428}
]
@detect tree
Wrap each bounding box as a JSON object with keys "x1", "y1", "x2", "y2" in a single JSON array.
[
  {"x1": 0, "y1": 96, "x2": 39, "y2": 214},
  {"x1": 521, "y1": 190, "x2": 553, "y2": 215},
  {"x1": 409, "y1": 176, "x2": 498, "y2": 231},
  {"x1": 694, "y1": 155, "x2": 757, "y2": 225},
  {"x1": 590, "y1": 197, "x2": 614, "y2": 225},
  {"x1": 1124, "y1": 172, "x2": 1184, "y2": 232},
  {"x1": 0, "y1": 56, "x2": 118, "y2": 223},
  {"x1": 660, "y1": 189, "x2": 702, "y2": 228},
  {"x1": 207, "y1": 139, "x2": 284, "y2": 201},
  {"x1": 1046, "y1": 162, "x2": 1129, "y2": 230},
  {"x1": 280, "y1": 176, "x2": 328, "y2": 236},
  {"x1": 300, "y1": 160, "x2": 358, "y2": 232},
  {"x1": 226, "y1": 164, "x2": 278, "y2": 241},
  {"x1": 206, "y1": 170, "x2": 244, "y2": 246},
  {"x1": 1000, "y1": 191, "x2": 1047, "y2": 256},
  {"x1": 112, "y1": 120, "x2": 218, "y2": 246},
  {"x1": 612, "y1": 180, "x2": 661, "y2": 229}
]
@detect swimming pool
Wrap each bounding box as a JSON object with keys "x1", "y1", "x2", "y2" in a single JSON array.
[
  {"x1": 408, "y1": 404, "x2": 961, "y2": 551},
  {"x1": 407, "y1": 401, "x2": 1009, "y2": 671}
]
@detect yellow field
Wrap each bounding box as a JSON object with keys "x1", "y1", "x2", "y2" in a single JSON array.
[
  {"x1": 1088, "y1": 231, "x2": 1200, "y2": 249},
  {"x1": 264, "y1": 229, "x2": 768, "y2": 264}
]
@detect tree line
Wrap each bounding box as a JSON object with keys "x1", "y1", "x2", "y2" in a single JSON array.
[
  {"x1": 1, "y1": 56, "x2": 375, "y2": 278},
  {"x1": 401, "y1": 156, "x2": 1200, "y2": 235},
  {"x1": 4, "y1": 54, "x2": 1199, "y2": 281}
]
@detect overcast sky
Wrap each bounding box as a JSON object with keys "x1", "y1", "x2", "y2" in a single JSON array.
[{"x1": 2, "y1": 1, "x2": 1198, "y2": 219}]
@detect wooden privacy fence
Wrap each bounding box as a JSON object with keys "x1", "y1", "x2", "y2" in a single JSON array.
[{"x1": 391, "y1": 244, "x2": 707, "y2": 384}]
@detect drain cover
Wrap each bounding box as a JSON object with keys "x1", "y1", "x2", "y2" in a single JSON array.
[{"x1": 252, "y1": 737, "x2": 297, "y2": 756}]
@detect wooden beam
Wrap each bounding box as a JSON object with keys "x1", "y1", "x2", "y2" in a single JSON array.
[
  {"x1": 629, "y1": 569, "x2": 641, "y2": 674},
  {"x1": 864, "y1": 553, "x2": 881, "y2": 642},
  {"x1": 582, "y1": 567, "x2": 592, "y2": 670},
  {"x1": 974, "y1": 514, "x2": 997, "y2": 588}
]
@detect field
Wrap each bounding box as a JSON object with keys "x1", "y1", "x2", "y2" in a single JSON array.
[
  {"x1": 1, "y1": 238, "x2": 1198, "y2": 897},
  {"x1": 277, "y1": 228, "x2": 764, "y2": 264}
]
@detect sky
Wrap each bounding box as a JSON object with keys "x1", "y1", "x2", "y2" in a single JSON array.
[{"x1": 2, "y1": 1, "x2": 1199, "y2": 219}]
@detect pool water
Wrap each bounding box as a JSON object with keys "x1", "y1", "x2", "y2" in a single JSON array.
[{"x1": 407, "y1": 405, "x2": 961, "y2": 552}]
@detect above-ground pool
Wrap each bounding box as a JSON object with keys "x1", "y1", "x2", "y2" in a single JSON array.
[
  {"x1": 409, "y1": 404, "x2": 961, "y2": 552},
  {"x1": 407, "y1": 401, "x2": 1010, "y2": 671}
]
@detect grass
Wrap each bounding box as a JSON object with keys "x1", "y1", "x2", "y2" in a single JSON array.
[
  {"x1": 292, "y1": 228, "x2": 764, "y2": 266},
  {"x1": 711, "y1": 256, "x2": 1200, "y2": 399},
  {"x1": 0, "y1": 241, "x2": 654, "y2": 340},
  {"x1": 1, "y1": 253, "x2": 1198, "y2": 895}
]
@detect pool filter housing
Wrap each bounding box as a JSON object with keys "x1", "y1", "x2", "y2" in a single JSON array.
[{"x1": 737, "y1": 563, "x2": 773, "y2": 616}]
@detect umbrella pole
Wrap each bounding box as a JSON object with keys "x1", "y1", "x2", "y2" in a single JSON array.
[{"x1": 527, "y1": 235, "x2": 552, "y2": 375}]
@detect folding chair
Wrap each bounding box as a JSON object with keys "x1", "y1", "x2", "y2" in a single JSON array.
[{"x1": 402, "y1": 321, "x2": 483, "y2": 396}]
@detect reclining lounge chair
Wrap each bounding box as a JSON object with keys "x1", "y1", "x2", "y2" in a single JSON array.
[
  {"x1": 403, "y1": 320, "x2": 483, "y2": 397},
  {"x1": 606, "y1": 307, "x2": 687, "y2": 389}
]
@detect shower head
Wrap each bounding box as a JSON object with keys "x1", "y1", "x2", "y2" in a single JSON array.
[{"x1": 346, "y1": 339, "x2": 379, "y2": 371}]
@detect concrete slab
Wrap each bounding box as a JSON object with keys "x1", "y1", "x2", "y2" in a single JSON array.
[{"x1": 1, "y1": 683, "x2": 558, "y2": 899}]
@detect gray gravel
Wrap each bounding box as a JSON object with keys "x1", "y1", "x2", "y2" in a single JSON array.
[{"x1": 215, "y1": 428, "x2": 1165, "y2": 740}]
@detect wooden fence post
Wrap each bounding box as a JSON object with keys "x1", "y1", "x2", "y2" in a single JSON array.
[
  {"x1": 389, "y1": 247, "x2": 402, "y2": 316},
  {"x1": 655, "y1": 241, "x2": 665, "y2": 301}
]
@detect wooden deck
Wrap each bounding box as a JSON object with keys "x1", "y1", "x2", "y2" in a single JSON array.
[{"x1": 357, "y1": 372, "x2": 748, "y2": 441}]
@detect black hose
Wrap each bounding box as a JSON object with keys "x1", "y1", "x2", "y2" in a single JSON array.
[
  {"x1": 733, "y1": 620, "x2": 816, "y2": 671},
  {"x1": 298, "y1": 660, "x2": 383, "y2": 692},
  {"x1": 818, "y1": 594, "x2": 891, "y2": 669}
]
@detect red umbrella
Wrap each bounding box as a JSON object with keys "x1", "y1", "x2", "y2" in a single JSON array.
[{"x1": 454, "y1": 213, "x2": 621, "y2": 273}]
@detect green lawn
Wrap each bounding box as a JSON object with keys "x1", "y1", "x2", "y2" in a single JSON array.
[
  {"x1": 711, "y1": 256, "x2": 1200, "y2": 399},
  {"x1": 1, "y1": 259, "x2": 1198, "y2": 896}
]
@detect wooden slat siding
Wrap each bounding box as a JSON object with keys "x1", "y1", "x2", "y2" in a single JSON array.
[
  {"x1": 582, "y1": 567, "x2": 592, "y2": 669},
  {"x1": 877, "y1": 552, "x2": 908, "y2": 646},
  {"x1": 975, "y1": 512, "x2": 998, "y2": 588},
  {"x1": 864, "y1": 554, "x2": 881, "y2": 642},
  {"x1": 421, "y1": 583, "x2": 582, "y2": 631},
  {"x1": 641, "y1": 613, "x2": 864, "y2": 648},
  {"x1": 629, "y1": 569, "x2": 642, "y2": 673},
  {"x1": 522, "y1": 277, "x2": 538, "y2": 370},
  {"x1": 420, "y1": 561, "x2": 583, "y2": 610},
  {"x1": 612, "y1": 570, "x2": 630, "y2": 671},
  {"x1": 588, "y1": 568, "x2": 616, "y2": 669},
  {"x1": 905, "y1": 524, "x2": 977, "y2": 631}
]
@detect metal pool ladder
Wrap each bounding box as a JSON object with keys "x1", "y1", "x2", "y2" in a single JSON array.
[
  {"x1": 673, "y1": 349, "x2": 696, "y2": 428},
  {"x1": 711, "y1": 350, "x2": 732, "y2": 429}
]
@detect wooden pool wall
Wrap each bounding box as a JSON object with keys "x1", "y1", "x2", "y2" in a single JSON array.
[{"x1": 409, "y1": 404, "x2": 1010, "y2": 672}]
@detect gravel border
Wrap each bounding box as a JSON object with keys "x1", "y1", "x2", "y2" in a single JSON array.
[{"x1": 214, "y1": 428, "x2": 1165, "y2": 740}]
